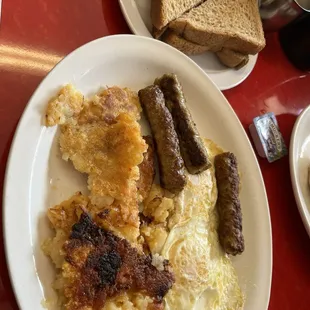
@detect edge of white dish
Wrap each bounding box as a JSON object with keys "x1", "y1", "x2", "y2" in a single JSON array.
[
  {"x1": 290, "y1": 105, "x2": 310, "y2": 236},
  {"x1": 3, "y1": 34, "x2": 272, "y2": 310}
]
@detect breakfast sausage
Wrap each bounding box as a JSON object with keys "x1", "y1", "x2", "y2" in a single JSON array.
[
  {"x1": 214, "y1": 152, "x2": 244, "y2": 255},
  {"x1": 155, "y1": 73, "x2": 211, "y2": 174},
  {"x1": 138, "y1": 85, "x2": 186, "y2": 194}
]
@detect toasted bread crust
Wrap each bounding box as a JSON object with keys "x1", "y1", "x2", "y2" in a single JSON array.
[
  {"x1": 151, "y1": 0, "x2": 164, "y2": 30},
  {"x1": 168, "y1": 0, "x2": 265, "y2": 55},
  {"x1": 151, "y1": 0, "x2": 205, "y2": 30},
  {"x1": 152, "y1": 25, "x2": 168, "y2": 39},
  {"x1": 170, "y1": 21, "x2": 265, "y2": 55},
  {"x1": 162, "y1": 30, "x2": 210, "y2": 55},
  {"x1": 235, "y1": 56, "x2": 249, "y2": 69},
  {"x1": 216, "y1": 48, "x2": 249, "y2": 68}
]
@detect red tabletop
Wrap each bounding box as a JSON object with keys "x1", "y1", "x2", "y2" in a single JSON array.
[{"x1": 0, "y1": 1, "x2": 309, "y2": 309}]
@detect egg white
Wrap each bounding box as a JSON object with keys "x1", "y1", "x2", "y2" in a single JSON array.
[{"x1": 163, "y1": 139, "x2": 244, "y2": 310}]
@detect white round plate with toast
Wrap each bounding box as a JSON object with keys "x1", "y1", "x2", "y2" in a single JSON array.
[
  {"x1": 4, "y1": 35, "x2": 271, "y2": 310},
  {"x1": 119, "y1": 0, "x2": 258, "y2": 91}
]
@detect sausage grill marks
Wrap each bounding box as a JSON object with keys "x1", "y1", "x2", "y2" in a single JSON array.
[
  {"x1": 138, "y1": 85, "x2": 187, "y2": 194},
  {"x1": 155, "y1": 73, "x2": 211, "y2": 174},
  {"x1": 214, "y1": 152, "x2": 244, "y2": 255},
  {"x1": 139, "y1": 76, "x2": 244, "y2": 256}
]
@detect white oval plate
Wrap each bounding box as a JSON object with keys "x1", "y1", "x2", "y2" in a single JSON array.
[
  {"x1": 290, "y1": 105, "x2": 310, "y2": 236},
  {"x1": 119, "y1": 0, "x2": 258, "y2": 91},
  {"x1": 3, "y1": 35, "x2": 271, "y2": 310}
]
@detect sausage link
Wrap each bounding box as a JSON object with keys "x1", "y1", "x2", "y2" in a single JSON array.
[
  {"x1": 214, "y1": 152, "x2": 244, "y2": 255},
  {"x1": 155, "y1": 73, "x2": 211, "y2": 174},
  {"x1": 138, "y1": 85, "x2": 186, "y2": 194}
]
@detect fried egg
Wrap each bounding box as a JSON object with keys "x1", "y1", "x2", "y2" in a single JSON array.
[{"x1": 162, "y1": 139, "x2": 244, "y2": 310}]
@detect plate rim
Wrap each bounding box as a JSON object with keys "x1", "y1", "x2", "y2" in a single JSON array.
[
  {"x1": 3, "y1": 34, "x2": 272, "y2": 310},
  {"x1": 118, "y1": 0, "x2": 258, "y2": 91},
  {"x1": 290, "y1": 105, "x2": 310, "y2": 237}
]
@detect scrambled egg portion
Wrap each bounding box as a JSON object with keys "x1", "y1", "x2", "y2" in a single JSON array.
[
  {"x1": 143, "y1": 184, "x2": 174, "y2": 224},
  {"x1": 46, "y1": 85, "x2": 147, "y2": 243},
  {"x1": 140, "y1": 184, "x2": 174, "y2": 255}
]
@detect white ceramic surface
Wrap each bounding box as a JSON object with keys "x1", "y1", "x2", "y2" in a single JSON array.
[
  {"x1": 3, "y1": 35, "x2": 271, "y2": 310},
  {"x1": 0, "y1": 0, "x2": 2, "y2": 24},
  {"x1": 119, "y1": 0, "x2": 258, "y2": 90},
  {"x1": 290, "y1": 105, "x2": 310, "y2": 237}
]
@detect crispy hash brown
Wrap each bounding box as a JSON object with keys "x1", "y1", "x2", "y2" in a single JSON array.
[
  {"x1": 43, "y1": 85, "x2": 173, "y2": 309},
  {"x1": 61, "y1": 212, "x2": 174, "y2": 310},
  {"x1": 45, "y1": 85, "x2": 141, "y2": 127},
  {"x1": 45, "y1": 84, "x2": 84, "y2": 126},
  {"x1": 45, "y1": 85, "x2": 148, "y2": 242},
  {"x1": 43, "y1": 192, "x2": 174, "y2": 309},
  {"x1": 137, "y1": 136, "x2": 156, "y2": 202}
]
